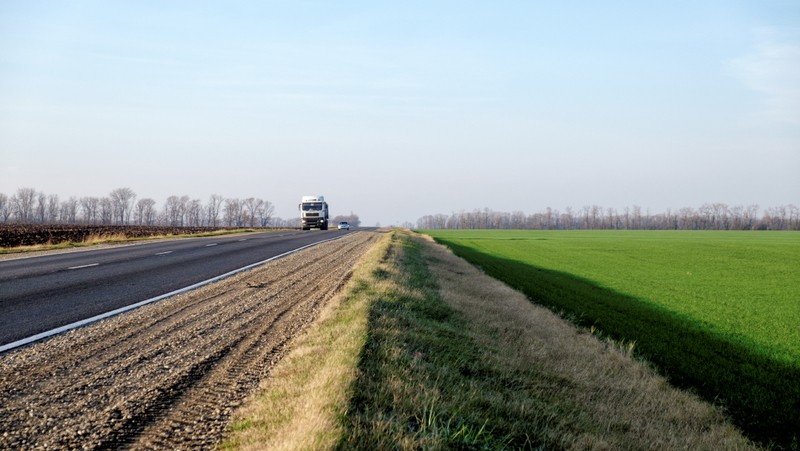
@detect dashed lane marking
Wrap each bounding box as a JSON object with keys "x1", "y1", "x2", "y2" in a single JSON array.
[
  {"x1": 1, "y1": 234, "x2": 347, "y2": 354},
  {"x1": 68, "y1": 263, "x2": 99, "y2": 270}
]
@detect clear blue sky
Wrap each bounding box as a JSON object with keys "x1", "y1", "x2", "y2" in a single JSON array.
[{"x1": 1, "y1": 1, "x2": 798, "y2": 225}]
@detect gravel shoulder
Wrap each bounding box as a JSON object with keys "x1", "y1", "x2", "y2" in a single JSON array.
[{"x1": 0, "y1": 231, "x2": 379, "y2": 449}]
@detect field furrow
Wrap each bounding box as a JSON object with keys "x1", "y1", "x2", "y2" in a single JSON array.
[{"x1": 0, "y1": 231, "x2": 378, "y2": 449}]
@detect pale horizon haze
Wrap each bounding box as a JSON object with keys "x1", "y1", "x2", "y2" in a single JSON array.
[{"x1": 1, "y1": 1, "x2": 798, "y2": 226}]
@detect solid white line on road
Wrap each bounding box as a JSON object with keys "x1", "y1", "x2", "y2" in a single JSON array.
[
  {"x1": 68, "y1": 263, "x2": 99, "y2": 270},
  {"x1": 205, "y1": 243, "x2": 218, "y2": 247},
  {"x1": 0, "y1": 234, "x2": 349, "y2": 354},
  {"x1": 156, "y1": 251, "x2": 173, "y2": 255}
]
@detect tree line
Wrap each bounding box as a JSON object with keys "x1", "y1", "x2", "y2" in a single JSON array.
[
  {"x1": 417, "y1": 204, "x2": 800, "y2": 231},
  {"x1": 331, "y1": 213, "x2": 362, "y2": 228},
  {"x1": 0, "y1": 187, "x2": 282, "y2": 228}
]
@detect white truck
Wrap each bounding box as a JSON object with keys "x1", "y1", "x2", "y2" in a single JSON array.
[{"x1": 299, "y1": 195, "x2": 329, "y2": 230}]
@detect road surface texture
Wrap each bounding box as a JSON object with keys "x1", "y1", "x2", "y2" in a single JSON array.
[
  {"x1": 0, "y1": 230, "x2": 351, "y2": 346},
  {"x1": 0, "y1": 231, "x2": 378, "y2": 449}
]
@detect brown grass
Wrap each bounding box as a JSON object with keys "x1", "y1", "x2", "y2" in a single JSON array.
[
  {"x1": 221, "y1": 231, "x2": 393, "y2": 450},
  {"x1": 416, "y1": 232, "x2": 756, "y2": 449},
  {"x1": 221, "y1": 230, "x2": 756, "y2": 449}
]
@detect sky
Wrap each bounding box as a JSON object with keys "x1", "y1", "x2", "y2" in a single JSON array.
[{"x1": 1, "y1": 1, "x2": 798, "y2": 226}]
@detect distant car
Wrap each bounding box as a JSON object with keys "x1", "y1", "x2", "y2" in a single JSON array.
[{"x1": 337, "y1": 221, "x2": 350, "y2": 230}]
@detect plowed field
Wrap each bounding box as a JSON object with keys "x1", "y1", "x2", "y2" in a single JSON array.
[{"x1": 0, "y1": 224, "x2": 241, "y2": 248}]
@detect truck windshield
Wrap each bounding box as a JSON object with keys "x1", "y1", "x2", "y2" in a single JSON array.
[{"x1": 302, "y1": 202, "x2": 323, "y2": 211}]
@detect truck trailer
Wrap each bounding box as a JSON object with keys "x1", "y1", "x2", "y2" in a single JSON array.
[{"x1": 299, "y1": 195, "x2": 329, "y2": 230}]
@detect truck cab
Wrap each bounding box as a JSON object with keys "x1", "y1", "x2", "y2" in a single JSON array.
[{"x1": 299, "y1": 195, "x2": 329, "y2": 230}]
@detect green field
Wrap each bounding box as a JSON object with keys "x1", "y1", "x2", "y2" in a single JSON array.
[{"x1": 421, "y1": 230, "x2": 800, "y2": 447}]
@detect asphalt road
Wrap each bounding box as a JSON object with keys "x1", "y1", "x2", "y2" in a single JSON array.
[{"x1": 0, "y1": 229, "x2": 351, "y2": 347}]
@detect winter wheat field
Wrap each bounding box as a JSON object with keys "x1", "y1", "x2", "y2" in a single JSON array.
[{"x1": 422, "y1": 229, "x2": 800, "y2": 447}]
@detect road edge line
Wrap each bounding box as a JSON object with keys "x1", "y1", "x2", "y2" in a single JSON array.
[{"x1": 0, "y1": 234, "x2": 348, "y2": 354}]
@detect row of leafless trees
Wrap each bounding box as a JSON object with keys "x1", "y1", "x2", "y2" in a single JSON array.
[
  {"x1": 0, "y1": 188, "x2": 279, "y2": 228},
  {"x1": 417, "y1": 204, "x2": 800, "y2": 231},
  {"x1": 331, "y1": 213, "x2": 362, "y2": 228}
]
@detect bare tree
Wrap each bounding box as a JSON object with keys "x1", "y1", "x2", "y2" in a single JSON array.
[
  {"x1": 507, "y1": 211, "x2": 523, "y2": 229},
  {"x1": 206, "y1": 194, "x2": 224, "y2": 227},
  {"x1": 47, "y1": 194, "x2": 60, "y2": 223},
  {"x1": 35, "y1": 192, "x2": 47, "y2": 223},
  {"x1": 729, "y1": 205, "x2": 744, "y2": 230},
  {"x1": 80, "y1": 197, "x2": 100, "y2": 224},
  {"x1": 223, "y1": 198, "x2": 241, "y2": 227},
  {"x1": 179, "y1": 196, "x2": 190, "y2": 225},
  {"x1": 0, "y1": 193, "x2": 9, "y2": 223},
  {"x1": 257, "y1": 199, "x2": 275, "y2": 227},
  {"x1": 331, "y1": 212, "x2": 361, "y2": 228},
  {"x1": 415, "y1": 203, "x2": 800, "y2": 231},
  {"x1": 630, "y1": 205, "x2": 642, "y2": 230},
  {"x1": 606, "y1": 207, "x2": 619, "y2": 229},
  {"x1": 712, "y1": 203, "x2": 730, "y2": 230},
  {"x1": 0, "y1": 188, "x2": 251, "y2": 229},
  {"x1": 765, "y1": 205, "x2": 792, "y2": 230},
  {"x1": 242, "y1": 198, "x2": 262, "y2": 227},
  {"x1": 676, "y1": 207, "x2": 693, "y2": 230},
  {"x1": 163, "y1": 196, "x2": 184, "y2": 226},
  {"x1": 99, "y1": 198, "x2": 113, "y2": 224},
  {"x1": 562, "y1": 207, "x2": 576, "y2": 230},
  {"x1": 186, "y1": 199, "x2": 203, "y2": 226},
  {"x1": 134, "y1": 198, "x2": 157, "y2": 225},
  {"x1": 12, "y1": 188, "x2": 37, "y2": 223},
  {"x1": 110, "y1": 187, "x2": 136, "y2": 225},
  {"x1": 789, "y1": 204, "x2": 800, "y2": 230},
  {"x1": 60, "y1": 197, "x2": 79, "y2": 224}
]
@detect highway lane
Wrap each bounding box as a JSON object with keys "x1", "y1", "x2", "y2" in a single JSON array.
[{"x1": 0, "y1": 229, "x2": 351, "y2": 347}]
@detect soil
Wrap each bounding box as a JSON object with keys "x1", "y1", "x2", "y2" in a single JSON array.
[{"x1": 0, "y1": 231, "x2": 379, "y2": 449}]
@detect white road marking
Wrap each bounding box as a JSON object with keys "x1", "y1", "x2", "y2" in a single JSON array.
[
  {"x1": 205, "y1": 243, "x2": 218, "y2": 247},
  {"x1": 0, "y1": 234, "x2": 345, "y2": 354},
  {"x1": 238, "y1": 239, "x2": 247, "y2": 242},
  {"x1": 68, "y1": 263, "x2": 99, "y2": 270},
  {"x1": 156, "y1": 251, "x2": 173, "y2": 255}
]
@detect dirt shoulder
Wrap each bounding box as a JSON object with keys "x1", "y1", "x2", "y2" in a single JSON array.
[
  {"x1": 0, "y1": 231, "x2": 379, "y2": 449},
  {"x1": 225, "y1": 230, "x2": 756, "y2": 450}
]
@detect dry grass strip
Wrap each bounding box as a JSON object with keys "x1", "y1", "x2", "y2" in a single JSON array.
[
  {"x1": 221, "y1": 231, "x2": 392, "y2": 450},
  {"x1": 222, "y1": 230, "x2": 756, "y2": 449},
  {"x1": 416, "y1": 232, "x2": 757, "y2": 449}
]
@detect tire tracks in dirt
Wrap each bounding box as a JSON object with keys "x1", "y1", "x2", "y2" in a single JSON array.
[{"x1": 0, "y1": 231, "x2": 378, "y2": 449}]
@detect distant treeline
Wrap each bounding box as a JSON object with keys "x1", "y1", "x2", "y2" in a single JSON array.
[
  {"x1": 0, "y1": 187, "x2": 363, "y2": 229},
  {"x1": 0, "y1": 187, "x2": 288, "y2": 228},
  {"x1": 417, "y1": 204, "x2": 800, "y2": 231}
]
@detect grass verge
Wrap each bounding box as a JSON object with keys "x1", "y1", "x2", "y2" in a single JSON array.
[
  {"x1": 220, "y1": 230, "x2": 393, "y2": 450},
  {"x1": 223, "y1": 230, "x2": 756, "y2": 449}
]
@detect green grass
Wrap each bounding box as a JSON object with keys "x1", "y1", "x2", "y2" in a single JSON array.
[
  {"x1": 337, "y1": 233, "x2": 542, "y2": 449},
  {"x1": 224, "y1": 230, "x2": 756, "y2": 450},
  {"x1": 422, "y1": 229, "x2": 800, "y2": 448}
]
